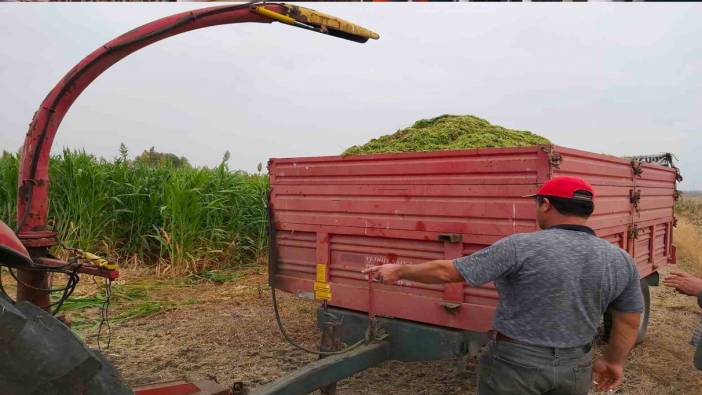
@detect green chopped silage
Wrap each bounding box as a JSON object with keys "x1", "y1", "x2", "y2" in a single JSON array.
[{"x1": 343, "y1": 115, "x2": 550, "y2": 155}]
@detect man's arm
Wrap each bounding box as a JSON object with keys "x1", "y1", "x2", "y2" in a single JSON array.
[
  {"x1": 605, "y1": 310, "x2": 641, "y2": 365},
  {"x1": 362, "y1": 236, "x2": 518, "y2": 286},
  {"x1": 361, "y1": 260, "x2": 462, "y2": 284},
  {"x1": 593, "y1": 310, "x2": 641, "y2": 391},
  {"x1": 593, "y1": 256, "x2": 644, "y2": 392}
]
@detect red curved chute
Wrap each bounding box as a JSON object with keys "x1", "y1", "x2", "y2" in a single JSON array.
[
  {"x1": 14, "y1": 3, "x2": 284, "y2": 307},
  {"x1": 13, "y1": 3, "x2": 377, "y2": 308},
  {"x1": 17, "y1": 3, "x2": 280, "y2": 242}
]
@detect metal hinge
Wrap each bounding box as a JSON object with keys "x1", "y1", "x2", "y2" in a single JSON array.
[
  {"x1": 629, "y1": 190, "x2": 641, "y2": 209},
  {"x1": 673, "y1": 217, "x2": 678, "y2": 227},
  {"x1": 628, "y1": 225, "x2": 640, "y2": 240},
  {"x1": 541, "y1": 147, "x2": 561, "y2": 169},
  {"x1": 630, "y1": 159, "x2": 643, "y2": 177}
]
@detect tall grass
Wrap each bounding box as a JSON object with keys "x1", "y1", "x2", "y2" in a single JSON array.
[
  {"x1": 675, "y1": 196, "x2": 702, "y2": 226},
  {"x1": 0, "y1": 151, "x2": 19, "y2": 229},
  {"x1": 675, "y1": 197, "x2": 702, "y2": 274},
  {"x1": 0, "y1": 149, "x2": 269, "y2": 274}
]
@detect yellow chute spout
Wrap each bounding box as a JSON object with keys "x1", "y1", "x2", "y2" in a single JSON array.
[{"x1": 251, "y1": 3, "x2": 380, "y2": 43}]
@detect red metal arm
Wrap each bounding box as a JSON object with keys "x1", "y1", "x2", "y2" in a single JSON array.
[{"x1": 15, "y1": 3, "x2": 285, "y2": 306}]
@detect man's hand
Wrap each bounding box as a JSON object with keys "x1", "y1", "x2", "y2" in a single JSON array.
[
  {"x1": 597, "y1": 310, "x2": 639, "y2": 393},
  {"x1": 592, "y1": 359, "x2": 624, "y2": 392},
  {"x1": 362, "y1": 264, "x2": 404, "y2": 284},
  {"x1": 663, "y1": 271, "x2": 702, "y2": 296}
]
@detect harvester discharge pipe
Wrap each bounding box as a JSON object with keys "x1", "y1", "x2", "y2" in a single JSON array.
[{"x1": 14, "y1": 3, "x2": 378, "y2": 309}]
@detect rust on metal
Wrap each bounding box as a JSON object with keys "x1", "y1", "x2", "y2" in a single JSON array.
[{"x1": 318, "y1": 320, "x2": 344, "y2": 395}]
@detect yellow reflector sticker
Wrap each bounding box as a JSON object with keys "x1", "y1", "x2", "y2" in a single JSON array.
[
  {"x1": 314, "y1": 281, "x2": 332, "y2": 301},
  {"x1": 316, "y1": 263, "x2": 327, "y2": 283}
]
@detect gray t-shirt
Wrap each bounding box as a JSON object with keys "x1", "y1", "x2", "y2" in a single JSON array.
[{"x1": 453, "y1": 225, "x2": 644, "y2": 348}]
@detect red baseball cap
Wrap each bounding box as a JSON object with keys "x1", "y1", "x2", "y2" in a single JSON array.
[{"x1": 526, "y1": 176, "x2": 595, "y2": 201}]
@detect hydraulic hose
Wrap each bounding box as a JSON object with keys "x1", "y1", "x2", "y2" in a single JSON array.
[{"x1": 271, "y1": 286, "x2": 368, "y2": 356}]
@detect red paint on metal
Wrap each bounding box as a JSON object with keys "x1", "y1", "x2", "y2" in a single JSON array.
[
  {"x1": 14, "y1": 4, "x2": 284, "y2": 307},
  {"x1": 35, "y1": 257, "x2": 120, "y2": 280},
  {"x1": 269, "y1": 145, "x2": 678, "y2": 332},
  {"x1": 442, "y1": 241, "x2": 464, "y2": 303},
  {"x1": 0, "y1": 220, "x2": 32, "y2": 267},
  {"x1": 132, "y1": 379, "x2": 229, "y2": 395},
  {"x1": 133, "y1": 381, "x2": 200, "y2": 395}
]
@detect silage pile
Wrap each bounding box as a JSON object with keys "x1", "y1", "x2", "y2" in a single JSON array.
[{"x1": 343, "y1": 114, "x2": 550, "y2": 155}]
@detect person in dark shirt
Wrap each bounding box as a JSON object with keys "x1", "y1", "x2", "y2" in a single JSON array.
[{"x1": 663, "y1": 270, "x2": 702, "y2": 369}]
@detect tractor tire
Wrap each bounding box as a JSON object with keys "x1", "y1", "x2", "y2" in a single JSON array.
[
  {"x1": 0, "y1": 294, "x2": 132, "y2": 395},
  {"x1": 602, "y1": 279, "x2": 651, "y2": 345}
]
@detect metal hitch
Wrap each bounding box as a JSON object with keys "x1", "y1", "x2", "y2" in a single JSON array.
[{"x1": 250, "y1": 341, "x2": 390, "y2": 395}]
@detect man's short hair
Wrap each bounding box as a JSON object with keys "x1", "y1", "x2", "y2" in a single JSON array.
[{"x1": 537, "y1": 190, "x2": 594, "y2": 218}]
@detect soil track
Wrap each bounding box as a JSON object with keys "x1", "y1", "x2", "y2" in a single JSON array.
[{"x1": 72, "y1": 266, "x2": 702, "y2": 395}]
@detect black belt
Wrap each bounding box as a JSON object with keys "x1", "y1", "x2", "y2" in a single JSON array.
[{"x1": 489, "y1": 331, "x2": 592, "y2": 353}]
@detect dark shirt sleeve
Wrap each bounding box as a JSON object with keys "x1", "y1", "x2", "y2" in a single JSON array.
[
  {"x1": 452, "y1": 236, "x2": 519, "y2": 287},
  {"x1": 609, "y1": 257, "x2": 644, "y2": 313},
  {"x1": 698, "y1": 292, "x2": 702, "y2": 310}
]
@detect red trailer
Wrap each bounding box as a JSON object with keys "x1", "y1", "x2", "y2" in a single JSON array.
[{"x1": 267, "y1": 145, "x2": 679, "y2": 353}]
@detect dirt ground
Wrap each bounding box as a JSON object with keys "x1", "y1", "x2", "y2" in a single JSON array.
[{"x1": 65, "y1": 264, "x2": 702, "y2": 395}]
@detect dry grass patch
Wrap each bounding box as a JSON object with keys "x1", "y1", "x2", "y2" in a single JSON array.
[{"x1": 675, "y1": 216, "x2": 702, "y2": 275}]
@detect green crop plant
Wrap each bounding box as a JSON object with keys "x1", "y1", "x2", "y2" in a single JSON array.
[
  {"x1": 0, "y1": 148, "x2": 269, "y2": 274},
  {"x1": 0, "y1": 151, "x2": 19, "y2": 229},
  {"x1": 343, "y1": 115, "x2": 550, "y2": 155}
]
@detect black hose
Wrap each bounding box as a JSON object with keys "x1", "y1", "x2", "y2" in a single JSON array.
[
  {"x1": 50, "y1": 265, "x2": 81, "y2": 315},
  {"x1": 271, "y1": 286, "x2": 366, "y2": 356},
  {"x1": 6, "y1": 266, "x2": 80, "y2": 314}
]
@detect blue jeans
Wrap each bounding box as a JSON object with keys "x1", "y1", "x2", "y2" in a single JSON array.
[{"x1": 477, "y1": 339, "x2": 593, "y2": 395}]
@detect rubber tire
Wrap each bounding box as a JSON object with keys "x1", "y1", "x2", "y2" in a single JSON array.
[
  {"x1": 603, "y1": 279, "x2": 651, "y2": 345},
  {"x1": 0, "y1": 296, "x2": 132, "y2": 394},
  {"x1": 84, "y1": 350, "x2": 134, "y2": 395}
]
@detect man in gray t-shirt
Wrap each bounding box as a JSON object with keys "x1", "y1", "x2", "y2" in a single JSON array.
[{"x1": 363, "y1": 176, "x2": 644, "y2": 395}]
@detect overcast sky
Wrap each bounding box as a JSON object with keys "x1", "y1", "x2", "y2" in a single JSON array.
[{"x1": 1, "y1": 3, "x2": 700, "y2": 189}]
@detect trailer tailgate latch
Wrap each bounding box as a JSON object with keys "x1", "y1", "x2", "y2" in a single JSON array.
[{"x1": 438, "y1": 233, "x2": 463, "y2": 243}]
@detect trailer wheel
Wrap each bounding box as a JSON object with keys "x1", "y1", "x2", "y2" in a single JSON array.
[{"x1": 602, "y1": 279, "x2": 651, "y2": 345}]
